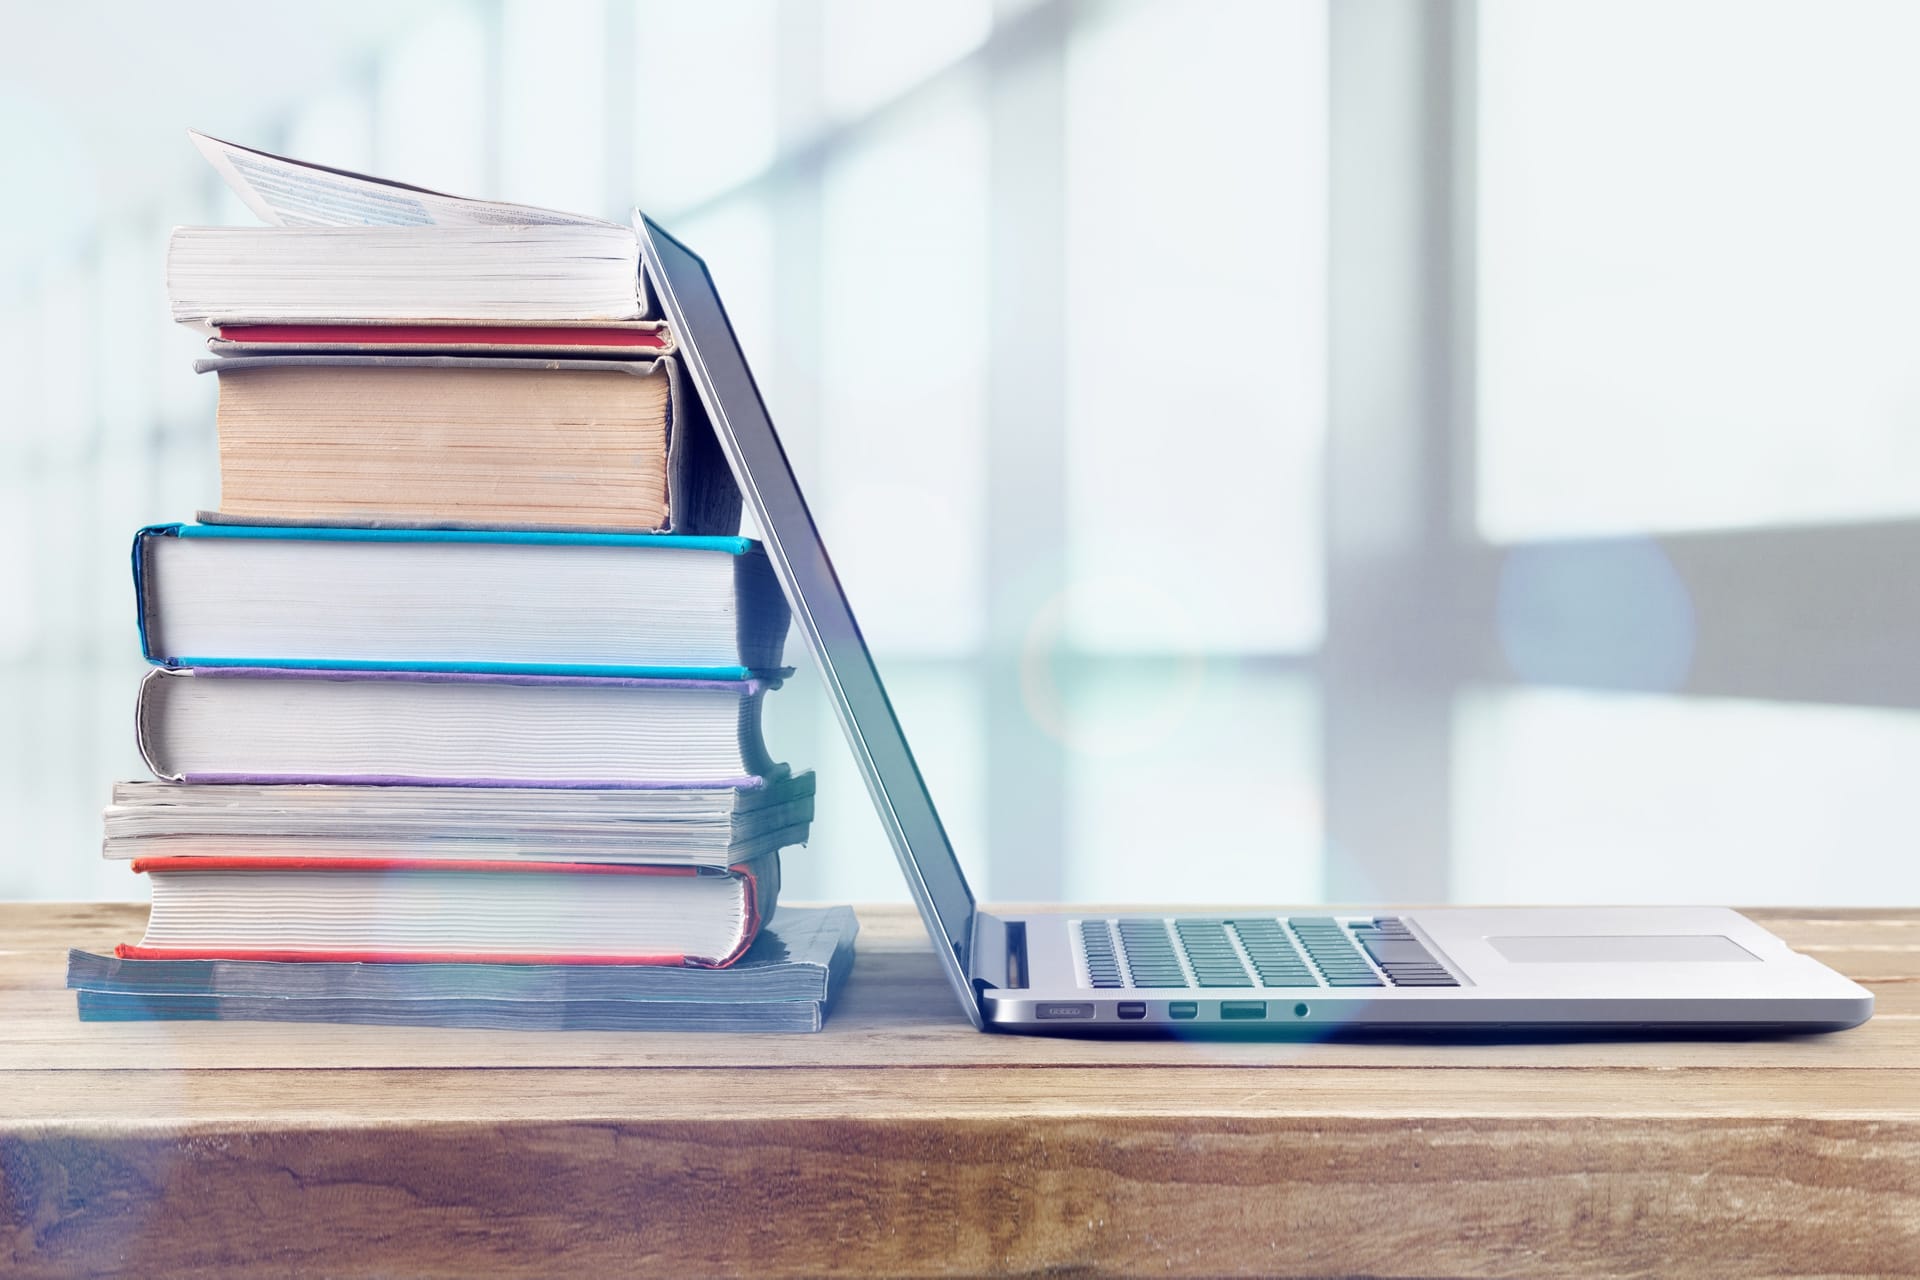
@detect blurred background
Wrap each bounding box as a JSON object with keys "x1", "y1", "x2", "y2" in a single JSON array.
[{"x1": 4, "y1": 0, "x2": 1919, "y2": 907}]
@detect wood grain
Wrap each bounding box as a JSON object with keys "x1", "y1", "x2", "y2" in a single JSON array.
[
  {"x1": 4, "y1": 902, "x2": 1918, "y2": 1279},
  {"x1": 7, "y1": 1114, "x2": 1918, "y2": 1279}
]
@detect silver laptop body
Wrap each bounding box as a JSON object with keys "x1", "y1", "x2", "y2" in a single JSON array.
[{"x1": 636, "y1": 215, "x2": 1872, "y2": 1036}]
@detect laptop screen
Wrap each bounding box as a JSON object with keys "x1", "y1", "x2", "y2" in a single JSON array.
[{"x1": 635, "y1": 215, "x2": 983, "y2": 1022}]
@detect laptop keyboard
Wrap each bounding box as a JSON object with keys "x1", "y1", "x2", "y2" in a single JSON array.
[
  {"x1": 1075, "y1": 916, "x2": 1459, "y2": 989},
  {"x1": 1113, "y1": 920, "x2": 1185, "y2": 988}
]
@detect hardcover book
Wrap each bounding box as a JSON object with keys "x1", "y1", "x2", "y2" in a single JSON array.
[
  {"x1": 134, "y1": 668, "x2": 788, "y2": 789},
  {"x1": 134, "y1": 525, "x2": 791, "y2": 678},
  {"x1": 206, "y1": 321, "x2": 674, "y2": 358},
  {"x1": 195, "y1": 353, "x2": 737, "y2": 534},
  {"x1": 115, "y1": 852, "x2": 781, "y2": 967}
]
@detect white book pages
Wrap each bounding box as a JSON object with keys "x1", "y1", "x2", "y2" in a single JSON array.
[
  {"x1": 167, "y1": 226, "x2": 644, "y2": 324},
  {"x1": 101, "y1": 776, "x2": 815, "y2": 865},
  {"x1": 141, "y1": 534, "x2": 788, "y2": 671},
  {"x1": 106, "y1": 775, "x2": 812, "y2": 828},
  {"x1": 189, "y1": 130, "x2": 621, "y2": 230},
  {"x1": 140, "y1": 865, "x2": 753, "y2": 961},
  {"x1": 100, "y1": 828, "x2": 809, "y2": 867},
  {"x1": 139, "y1": 669, "x2": 778, "y2": 785}
]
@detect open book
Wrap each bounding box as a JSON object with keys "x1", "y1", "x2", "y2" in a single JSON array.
[
  {"x1": 171, "y1": 132, "x2": 653, "y2": 325},
  {"x1": 190, "y1": 131, "x2": 622, "y2": 230}
]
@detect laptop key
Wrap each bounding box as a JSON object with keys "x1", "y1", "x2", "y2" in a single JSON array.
[
  {"x1": 1357, "y1": 918, "x2": 1460, "y2": 987},
  {"x1": 1116, "y1": 919, "x2": 1191, "y2": 988},
  {"x1": 1077, "y1": 920, "x2": 1127, "y2": 988},
  {"x1": 1113, "y1": 921, "x2": 1182, "y2": 990},
  {"x1": 1362, "y1": 939, "x2": 1437, "y2": 966},
  {"x1": 1288, "y1": 918, "x2": 1387, "y2": 987},
  {"x1": 1174, "y1": 919, "x2": 1256, "y2": 988},
  {"x1": 1227, "y1": 918, "x2": 1317, "y2": 986}
]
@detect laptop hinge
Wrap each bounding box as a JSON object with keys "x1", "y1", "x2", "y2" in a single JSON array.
[{"x1": 968, "y1": 912, "x2": 1027, "y2": 992}]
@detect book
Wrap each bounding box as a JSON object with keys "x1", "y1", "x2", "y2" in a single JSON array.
[
  {"x1": 135, "y1": 668, "x2": 787, "y2": 789},
  {"x1": 168, "y1": 225, "x2": 648, "y2": 325},
  {"x1": 114, "y1": 851, "x2": 780, "y2": 966},
  {"x1": 73, "y1": 130, "x2": 835, "y2": 1023},
  {"x1": 190, "y1": 130, "x2": 623, "y2": 233},
  {"x1": 194, "y1": 353, "x2": 736, "y2": 533},
  {"x1": 102, "y1": 775, "x2": 816, "y2": 866},
  {"x1": 70, "y1": 905, "x2": 856, "y2": 1002},
  {"x1": 134, "y1": 525, "x2": 791, "y2": 678},
  {"x1": 73, "y1": 990, "x2": 835, "y2": 1033},
  {"x1": 67, "y1": 905, "x2": 859, "y2": 1033},
  {"x1": 207, "y1": 321, "x2": 674, "y2": 358},
  {"x1": 170, "y1": 132, "x2": 651, "y2": 326}
]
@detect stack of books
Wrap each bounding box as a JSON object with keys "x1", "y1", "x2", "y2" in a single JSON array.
[{"x1": 67, "y1": 134, "x2": 857, "y2": 1033}]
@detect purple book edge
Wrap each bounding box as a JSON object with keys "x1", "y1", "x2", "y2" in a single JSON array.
[
  {"x1": 179, "y1": 773, "x2": 773, "y2": 790},
  {"x1": 187, "y1": 666, "x2": 768, "y2": 695}
]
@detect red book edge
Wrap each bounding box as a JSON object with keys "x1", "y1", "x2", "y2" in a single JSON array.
[
  {"x1": 129, "y1": 856, "x2": 700, "y2": 876},
  {"x1": 704, "y1": 858, "x2": 764, "y2": 969},
  {"x1": 116, "y1": 857, "x2": 764, "y2": 968},
  {"x1": 110, "y1": 945, "x2": 691, "y2": 966},
  {"x1": 216, "y1": 324, "x2": 669, "y2": 348}
]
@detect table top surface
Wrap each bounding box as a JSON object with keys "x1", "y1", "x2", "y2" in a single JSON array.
[
  {"x1": 9, "y1": 902, "x2": 1920, "y2": 1279},
  {"x1": 5, "y1": 901, "x2": 1917, "y2": 1127}
]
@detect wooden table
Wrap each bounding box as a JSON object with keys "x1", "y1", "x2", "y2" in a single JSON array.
[{"x1": 2, "y1": 903, "x2": 1917, "y2": 1278}]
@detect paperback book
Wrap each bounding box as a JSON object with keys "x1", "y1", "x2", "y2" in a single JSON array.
[
  {"x1": 102, "y1": 774, "x2": 816, "y2": 865},
  {"x1": 171, "y1": 132, "x2": 654, "y2": 325},
  {"x1": 70, "y1": 906, "x2": 858, "y2": 1033}
]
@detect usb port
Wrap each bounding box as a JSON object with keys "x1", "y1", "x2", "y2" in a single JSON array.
[
  {"x1": 1169, "y1": 1001, "x2": 1199, "y2": 1020},
  {"x1": 1036, "y1": 1002, "x2": 1094, "y2": 1020},
  {"x1": 1220, "y1": 1001, "x2": 1267, "y2": 1020},
  {"x1": 1117, "y1": 1001, "x2": 1147, "y2": 1020}
]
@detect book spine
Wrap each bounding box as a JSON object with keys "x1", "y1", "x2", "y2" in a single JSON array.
[
  {"x1": 130, "y1": 525, "x2": 183, "y2": 663},
  {"x1": 660, "y1": 355, "x2": 744, "y2": 536},
  {"x1": 695, "y1": 853, "x2": 781, "y2": 969},
  {"x1": 134, "y1": 669, "x2": 185, "y2": 782}
]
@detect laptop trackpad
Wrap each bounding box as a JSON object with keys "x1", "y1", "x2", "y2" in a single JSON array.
[{"x1": 1490, "y1": 935, "x2": 1760, "y2": 963}]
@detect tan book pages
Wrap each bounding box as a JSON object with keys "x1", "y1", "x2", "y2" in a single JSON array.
[{"x1": 205, "y1": 357, "x2": 685, "y2": 530}]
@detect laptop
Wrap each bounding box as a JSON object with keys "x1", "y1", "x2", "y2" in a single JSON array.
[{"x1": 635, "y1": 215, "x2": 1873, "y2": 1036}]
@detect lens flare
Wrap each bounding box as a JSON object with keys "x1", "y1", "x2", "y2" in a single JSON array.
[
  {"x1": 1496, "y1": 538, "x2": 1695, "y2": 692},
  {"x1": 1017, "y1": 575, "x2": 1208, "y2": 756}
]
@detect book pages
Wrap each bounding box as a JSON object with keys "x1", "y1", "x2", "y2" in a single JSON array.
[{"x1": 190, "y1": 130, "x2": 621, "y2": 230}]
